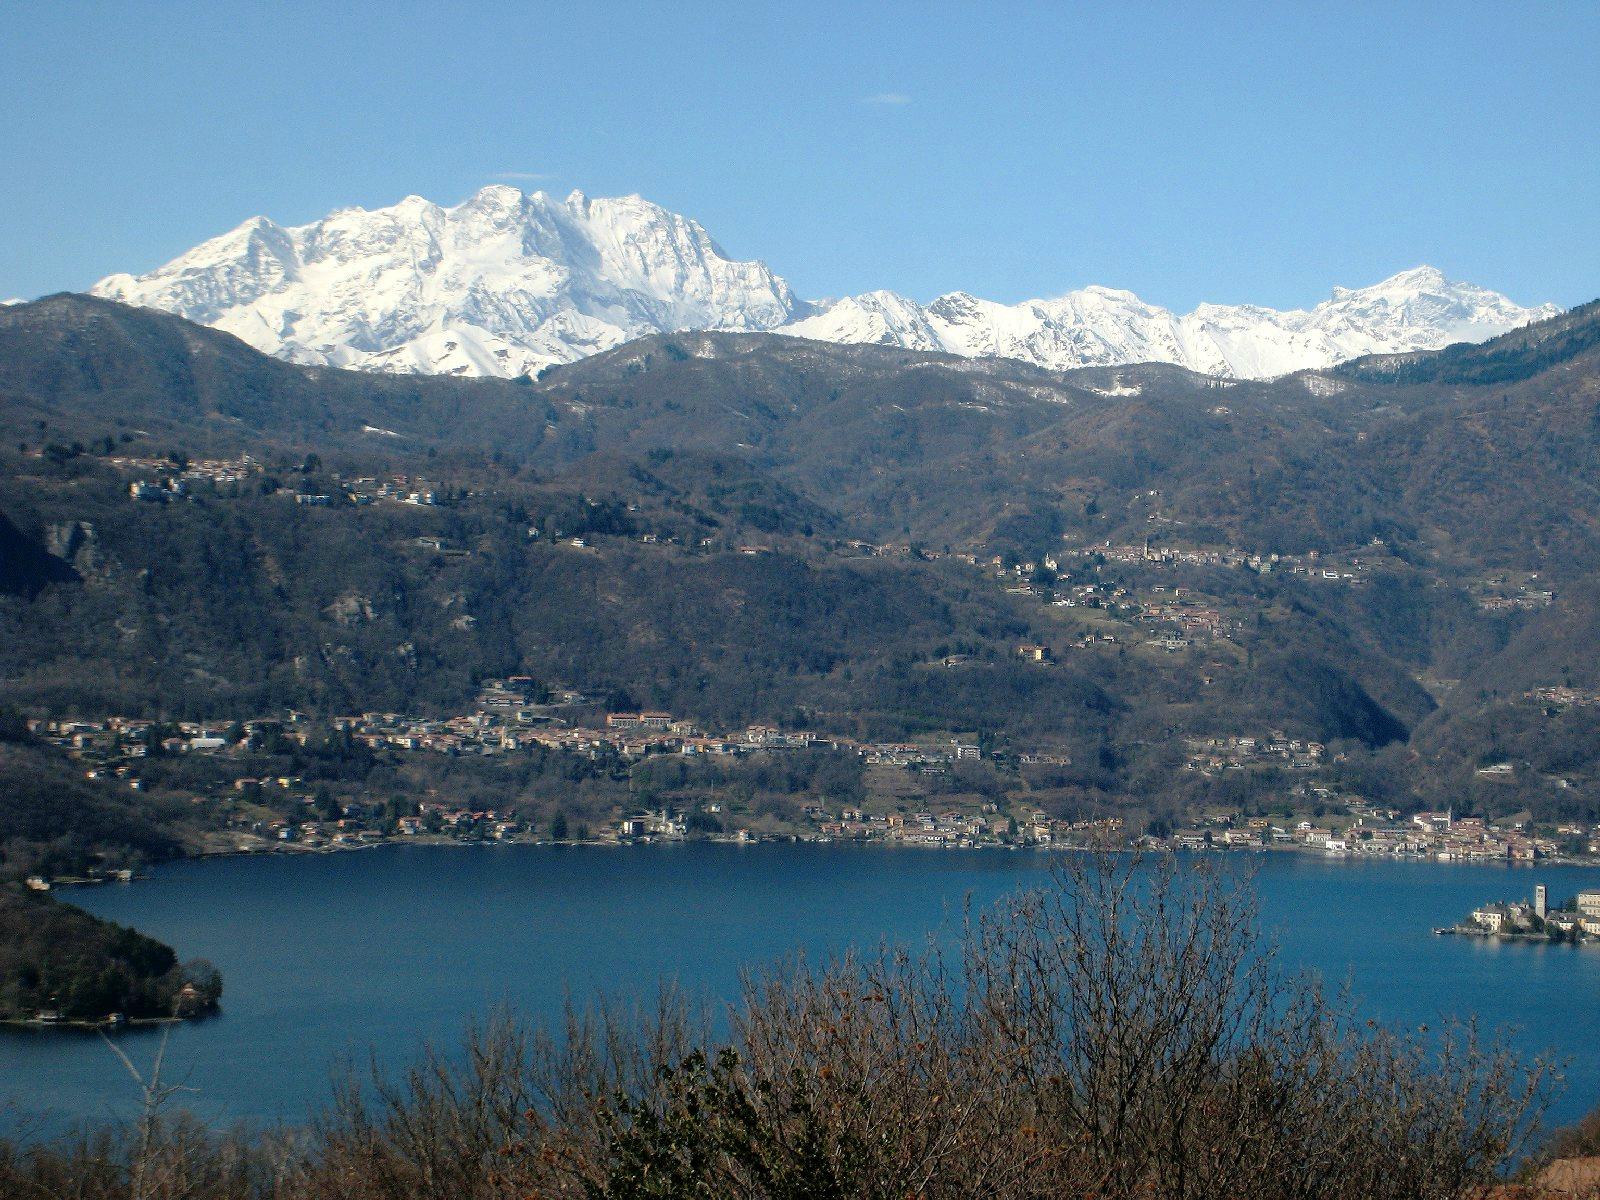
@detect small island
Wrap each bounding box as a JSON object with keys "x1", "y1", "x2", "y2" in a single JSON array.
[
  {"x1": 1441, "y1": 883, "x2": 1600, "y2": 943},
  {"x1": 0, "y1": 888, "x2": 222, "y2": 1028}
]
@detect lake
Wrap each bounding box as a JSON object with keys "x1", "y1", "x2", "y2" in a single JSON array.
[{"x1": 5, "y1": 844, "x2": 1600, "y2": 1135}]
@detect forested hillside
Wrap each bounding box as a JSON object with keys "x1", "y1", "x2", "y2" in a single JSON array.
[
  {"x1": 0, "y1": 724, "x2": 189, "y2": 884},
  {"x1": 4, "y1": 294, "x2": 1600, "y2": 829}
]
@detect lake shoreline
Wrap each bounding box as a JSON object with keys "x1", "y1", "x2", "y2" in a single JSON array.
[
  {"x1": 50, "y1": 828, "x2": 1600, "y2": 899},
  {"x1": 0, "y1": 1014, "x2": 186, "y2": 1032}
]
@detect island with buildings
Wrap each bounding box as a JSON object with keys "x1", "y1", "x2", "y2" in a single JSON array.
[{"x1": 1445, "y1": 882, "x2": 1600, "y2": 943}]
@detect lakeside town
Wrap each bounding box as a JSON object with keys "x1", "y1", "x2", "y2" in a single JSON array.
[{"x1": 21, "y1": 686, "x2": 1600, "y2": 884}]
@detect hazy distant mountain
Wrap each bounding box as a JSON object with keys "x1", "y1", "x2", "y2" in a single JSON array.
[
  {"x1": 789, "y1": 267, "x2": 1559, "y2": 378},
  {"x1": 92, "y1": 187, "x2": 1558, "y2": 380}
]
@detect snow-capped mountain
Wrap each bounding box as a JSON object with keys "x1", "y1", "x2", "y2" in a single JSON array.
[
  {"x1": 93, "y1": 186, "x2": 802, "y2": 378},
  {"x1": 92, "y1": 187, "x2": 1558, "y2": 380},
  {"x1": 787, "y1": 268, "x2": 1559, "y2": 378}
]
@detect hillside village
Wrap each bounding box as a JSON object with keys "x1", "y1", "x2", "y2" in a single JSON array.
[{"x1": 81, "y1": 442, "x2": 1574, "y2": 701}]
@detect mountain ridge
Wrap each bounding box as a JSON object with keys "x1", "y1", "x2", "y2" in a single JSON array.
[
  {"x1": 89, "y1": 187, "x2": 1558, "y2": 381},
  {"x1": 9, "y1": 293, "x2": 1600, "y2": 818}
]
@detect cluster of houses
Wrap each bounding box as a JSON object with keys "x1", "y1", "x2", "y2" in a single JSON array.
[
  {"x1": 1184, "y1": 733, "x2": 1328, "y2": 775},
  {"x1": 973, "y1": 541, "x2": 1334, "y2": 661},
  {"x1": 31, "y1": 715, "x2": 236, "y2": 757},
  {"x1": 1526, "y1": 686, "x2": 1600, "y2": 710},
  {"x1": 1401, "y1": 810, "x2": 1558, "y2": 861},
  {"x1": 1294, "y1": 810, "x2": 1558, "y2": 861},
  {"x1": 258, "y1": 799, "x2": 1133, "y2": 851},
  {"x1": 112, "y1": 450, "x2": 453, "y2": 512},
  {"x1": 815, "y1": 810, "x2": 1121, "y2": 848},
  {"x1": 1067, "y1": 540, "x2": 1283, "y2": 574},
  {"x1": 1049, "y1": 581, "x2": 1131, "y2": 608},
  {"x1": 1136, "y1": 594, "x2": 1232, "y2": 647},
  {"x1": 247, "y1": 797, "x2": 1123, "y2": 854},
  {"x1": 820, "y1": 809, "x2": 999, "y2": 846},
  {"x1": 983, "y1": 558, "x2": 1234, "y2": 657},
  {"x1": 306, "y1": 681, "x2": 993, "y2": 769},
  {"x1": 1016, "y1": 582, "x2": 1233, "y2": 653},
  {"x1": 1058, "y1": 539, "x2": 1373, "y2": 585},
  {"x1": 118, "y1": 453, "x2": 260, "y2": 503},
  {"x1": 27, "y1": 699, "x2": 993, "y2": 772},
  {"x1": 1160, "y1": 806, "x2": 1569, "y2": 863},
  {"x1": 256, "y1": 801, "x2": 1127, "y2": 854},
  {"x1": 30, "y1": 697, "x2": 1131, "y2": 856},
  {"x1": 1478, "y1": 591, "x2": 1555, "y2": 613},
  {"x1": 128, "y1": 477, "x2": 191, "y2": 502},
  {"x1": 26, "y1": 694, "x2": 999, "y2": 804},
  {"x1": 342, "y1": 474, "x2": 443, "y2": 506},
  {"x1": 837, "y1": 539, "x2": 923, "y2": 560},
  {"x1": 291, "y1": 474, "x2": 446, "y2": 509},
  {"x1": 1474, "y1": 573, "x2": 1554, "y2": 612},
  {"x1": 1167, "y1": 820, "x2": 1279, "y2": 850},
  {"x1": 242, "y1": 799, "x2": 526, "y2": 850}
]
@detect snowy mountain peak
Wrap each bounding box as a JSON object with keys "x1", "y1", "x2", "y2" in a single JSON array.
[
  {"x1": 797, "y1": 265, "x2": 1557, "y2": 378},
  {"x1": 93, "y1": 185, "x2": 802, "y2": 378},
  {"x1": 469, "y1": 183, "x2": 522, "y2": 202},
  {"x1": 91, "y1": 190, "x2": 1558, "y2": 380},
  {"x1": 1333, "y1": 265, "x2": 1447, "y2": 298}
]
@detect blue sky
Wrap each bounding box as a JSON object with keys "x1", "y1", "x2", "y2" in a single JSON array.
[{"x1": 3, "y1": 1, "x2": 1596, "y2": 310}]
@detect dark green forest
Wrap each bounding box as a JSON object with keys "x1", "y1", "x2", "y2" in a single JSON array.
[{"x1": 0, "y1": 888, "x2": 219, "y2": 1022}]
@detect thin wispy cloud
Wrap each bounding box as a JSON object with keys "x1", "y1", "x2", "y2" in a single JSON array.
[
  {"x1": 863, "y1": 92, "x2": 912, "y2": 106},
  {"x1": 493, "y1": 171, "x2": 556, "y2": 182}
]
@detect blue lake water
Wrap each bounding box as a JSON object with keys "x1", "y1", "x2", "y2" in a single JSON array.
[{"x1": 5, "y1": 844, "x2": 1600, "y2": 1136}]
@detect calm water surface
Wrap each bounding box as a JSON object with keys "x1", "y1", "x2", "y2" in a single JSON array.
[{"x1": 5, "y1": 844, "x2": 1600, "y2": 1134}]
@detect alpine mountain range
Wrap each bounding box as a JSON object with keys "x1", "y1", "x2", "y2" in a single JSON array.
[{"x1": 90, "y1": 184, "x2": 1559, "y2": 381}]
